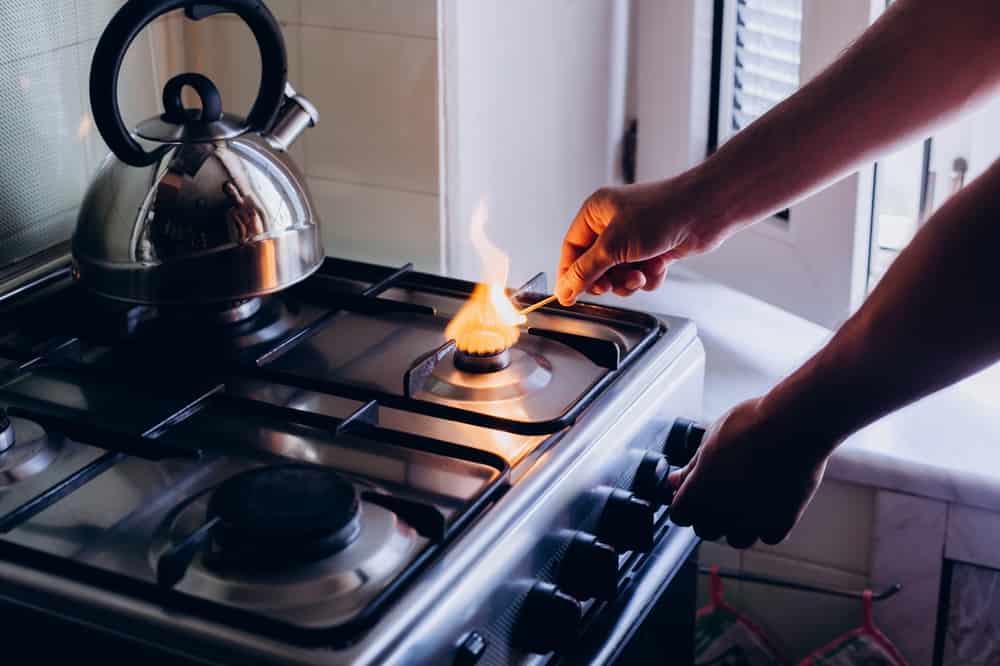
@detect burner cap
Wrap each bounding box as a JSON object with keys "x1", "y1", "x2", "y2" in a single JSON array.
[
  {"x1": 207, "y1": 464, "x2": 361, "y2": 569},
  {"x1": 454, "y1": 348, "x2": 512, "y2": 373}
]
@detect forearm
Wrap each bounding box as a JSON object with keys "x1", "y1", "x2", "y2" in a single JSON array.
[
  {"x1": 694, "y1": 0, "x2": 1000, "y2": 238},
  {"x1": 760, "y1": 157, "x2": 1000, "y2": 454}
]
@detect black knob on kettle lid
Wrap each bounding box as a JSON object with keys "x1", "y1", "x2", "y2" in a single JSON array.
[
  {"x1": 136, "y1": 71, "x2": 248, "y2": 144},
  {"x1": 161, "y1": 73, "x2": 225, "y2": 124}
]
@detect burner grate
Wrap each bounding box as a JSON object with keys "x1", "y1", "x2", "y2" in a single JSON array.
[{"x1": 0, "y1": 255, "x2": 685, "y2": 648}]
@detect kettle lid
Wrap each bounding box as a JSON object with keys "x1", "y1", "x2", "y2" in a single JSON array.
[
  {"x1": 90, "y1": 0, "x2": 288, "y2": 167},
  {"x1": 135, "y1": 72, "x2": 248, "y2": 144}
]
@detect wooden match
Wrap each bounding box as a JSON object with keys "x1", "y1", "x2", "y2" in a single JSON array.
[{"x1": 517, "y1": 295, "x2": 558, "y2": 316}]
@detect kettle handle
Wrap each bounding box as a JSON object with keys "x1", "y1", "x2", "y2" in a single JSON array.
[{"x1": 90, "y1": 0, "x2": 288, "y2": 167}]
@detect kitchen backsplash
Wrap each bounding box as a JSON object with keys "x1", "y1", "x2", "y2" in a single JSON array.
[
  {"x1": 0, "y1": 0, "x2": 162, "y2": 268},
  {"x1": 0, "y1": 0, "x2": 441, "y2": 272}
]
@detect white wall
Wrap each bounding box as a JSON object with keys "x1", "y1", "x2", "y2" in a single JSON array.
[
  {"x1": 439, "y1": 0, "x2": 630, "y2": 287},
  {"x1": 634, "y1": 0, "x2": 713, "y2": 185}
]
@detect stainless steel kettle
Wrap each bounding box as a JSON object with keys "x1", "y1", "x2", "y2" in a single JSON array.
[{"x1": 73, "y1": 0, "x2": 324, "y2": 305}]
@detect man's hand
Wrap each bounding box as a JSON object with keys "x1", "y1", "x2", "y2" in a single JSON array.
[
  {"x1": 667, "y1": 399, "x2": 831, "y2": 549},
  {"x1": 555, "y1": 175, "x2": 721, "y2": 306}
]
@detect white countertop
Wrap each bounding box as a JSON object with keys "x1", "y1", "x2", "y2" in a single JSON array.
[{"x1": 596, "y1": 268, "x2": 1000, "y2": 513}]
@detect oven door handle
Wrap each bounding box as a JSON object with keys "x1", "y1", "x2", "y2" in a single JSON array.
[{"x1": 559, "y1": 525, "x2": 699, "y2": 666}]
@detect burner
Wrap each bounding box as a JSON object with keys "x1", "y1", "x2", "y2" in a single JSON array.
[
  {"x1": 0, "y1": 411, "x2": 12, "y2": 454},
  {"x1": 427, "y1": 349, "x2": 552, "y2": 402},
  {"x1": 111, "y1": 297, "x2": 298, "y2": 362},
  {"x1": 454, "y1": 348, "x2": 512, "y2": 373},
  {"x1": 211, "y1": 298, "x2": 264, "y2": 325},
  {"x1": 205, "y1": 465, "x2": 362, "y2": 570},
  {"x1": 151, "y1": 466, "x2": 423, "y2": 627},
  {"x1": 0, "y1": 413, "x2": 63, "y2": 487},
  {"x1": 159, "y1": 298, "x2": 264, "y2": 326}
]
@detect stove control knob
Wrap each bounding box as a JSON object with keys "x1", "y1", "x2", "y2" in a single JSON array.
[
  {"x1": 514, "y1": 581, "x2": 582, "y2": 654},
  {"x1": 632, "y1": 452, "x2": 674, "y2": 506},
  {"x1": 664, "y1": 418, "x2": 706, "y2": 467},
  {"x1": 597, "y1": 489, "x2": 655, "y2": 552},
  {"x1": 557, "y1": 532, "x2": 619, "y2": 601}
]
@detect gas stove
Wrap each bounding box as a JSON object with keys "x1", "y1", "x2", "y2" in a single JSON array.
[{"x1": 0, "y1": 257, "x2": 705, "y2": 665}]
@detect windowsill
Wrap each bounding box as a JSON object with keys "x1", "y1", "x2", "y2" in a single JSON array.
[{"x1": 591, "y1": 266, "x2": 1000, "y2": 514}]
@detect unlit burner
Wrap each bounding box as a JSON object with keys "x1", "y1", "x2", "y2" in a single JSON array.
[
  {"x1": 454, "y1": 347, "x2": 512, "y2": 373},
  {"x1": 0, "y1": 412, "x2": 63, "y2": 486},
  {"x1": 0, "y1": 410, "x2": 13, "y2": 454},
  {"x1": 159, "y1": 298, "x2": 263, "y2": 326},
  {"x1": 207, "y1": 464, "x2": 362, "y2": 571}
]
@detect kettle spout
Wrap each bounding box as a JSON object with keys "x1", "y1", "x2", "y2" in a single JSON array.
[{"x1": 265, "y1": 82, "x2": 319, "y2": 152}]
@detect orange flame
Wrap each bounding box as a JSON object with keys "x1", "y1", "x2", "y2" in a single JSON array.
[{"x1": 446, "y1": 201, "x2": 526, "y2": 354}]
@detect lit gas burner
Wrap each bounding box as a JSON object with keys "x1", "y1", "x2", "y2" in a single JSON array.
[
  {"x1": 427, "y1": 349, "x2": 552, "y2": 402},
  {"x1": 442, "y1": 200, "x2": 527, "y2": 377},
  {"x1": 445, "y1": 282, "x2": 526, "y2": 375},
  {"x1": 453, "y1": 347, "x2": 512, "y2": 373}
]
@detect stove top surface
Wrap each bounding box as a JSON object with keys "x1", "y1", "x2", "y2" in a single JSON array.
[{"x1": 0, "y1": 257, "x2": 675, "y2": 647}]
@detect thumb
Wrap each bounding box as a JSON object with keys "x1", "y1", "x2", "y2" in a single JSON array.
[
  {"x1": 667, "y1": 454, "x2": 699, "y2": 527},
  {"x1": 556, "y1": 242, "x2": 617, "y2": 305},
  {"x1": 667, "y1": 465, "x2": 687, "y2": 490}
]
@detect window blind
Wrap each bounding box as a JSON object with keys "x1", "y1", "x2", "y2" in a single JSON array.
[{"x1": 732, "y1": 0, "x2": 803, "y2": 132}]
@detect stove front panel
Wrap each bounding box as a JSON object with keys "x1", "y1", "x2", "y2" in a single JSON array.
[
  {"x1": 364, "y1": 332, "x2": 705, "y2": 666},
  {"x1": 0, "y1": 258, "x2": 705, "y2": 665}
]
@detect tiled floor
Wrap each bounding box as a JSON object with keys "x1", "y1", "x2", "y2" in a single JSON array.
[{"x1": 695, "y1": 480, "x2": 878, "y2": 662}]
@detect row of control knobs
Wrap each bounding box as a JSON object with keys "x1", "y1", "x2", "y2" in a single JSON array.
[{"x1": 513, "y1": 419, "x2": 705, "y2": 655}]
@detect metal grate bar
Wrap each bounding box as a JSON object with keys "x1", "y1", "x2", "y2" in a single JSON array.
[
  {"x1": 0, "y1": 336, "x2": 81, "y2": 385},
  {"x1": 255, "y1": 263, "x2": 416, "y2": 367},
  {"x1": 0, "y1": 384, "x2": 223, "y2": 533},
  {"x1": 0, "y1": 451, "x2": 125, "y2": 533}
]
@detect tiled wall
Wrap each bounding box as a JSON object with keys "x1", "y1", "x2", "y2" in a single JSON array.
[
  {"x1": 179, "y1": 0, "x2": 442, "y2": 272},
  {"x1": 697, "y1": 479, "x2": 877, "y2": 661},
  {"x1": 0, "y1": 0, "x2": 440, "y2": 272},
  {"x1": 0, "y1": 0, "x2": 162, "y2": 267}
]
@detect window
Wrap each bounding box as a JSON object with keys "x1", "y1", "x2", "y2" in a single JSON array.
[
  {"x1": 674, "y1": 0, "x2": 876, "y2": 328},
  {"x1": 869, "y1": 95, "x2": 1000, "y2": 290},
  {"x1": 868, "y1": 139, "x2": 928, "y2": 290},
  {"x1": 713, "y1": 0, "x2": 804, "y2": 222},
  {"x1": 728, "y1": 0, "x2": 803, "y2": 137}
]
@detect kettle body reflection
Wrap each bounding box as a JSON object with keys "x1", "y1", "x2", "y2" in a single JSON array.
[{"x1": 73, "y1": 0, "x2": 324, "y2": 305}]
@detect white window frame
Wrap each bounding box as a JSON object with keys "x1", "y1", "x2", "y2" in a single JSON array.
[{"x1": 636, "y1": 0, "x2": 881, "y2": 327}]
